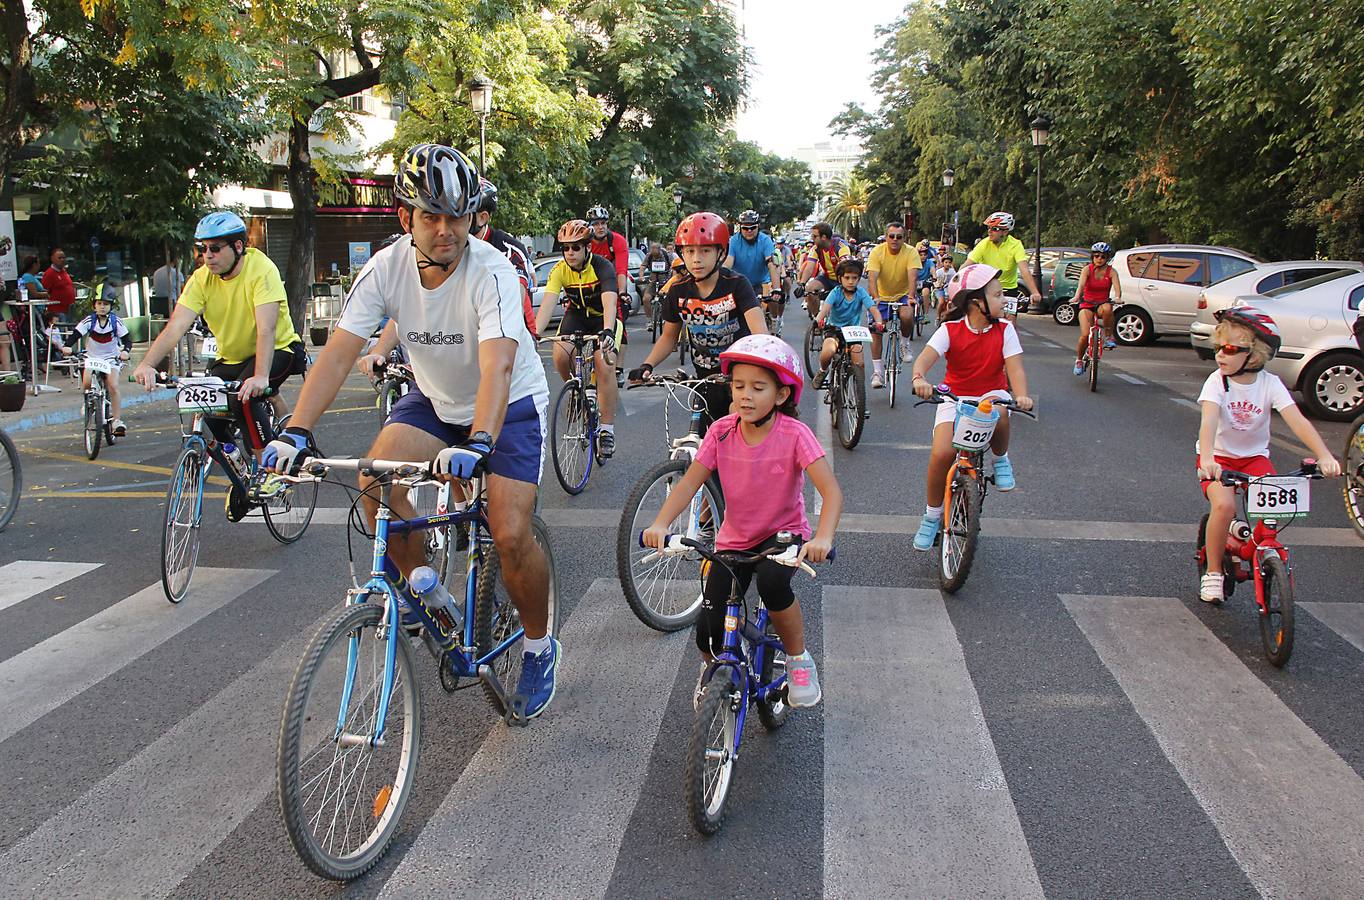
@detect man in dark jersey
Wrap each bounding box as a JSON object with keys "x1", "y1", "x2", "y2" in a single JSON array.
[{"x1": 628, "y1": 212, "x2": 766, "y2": 426}]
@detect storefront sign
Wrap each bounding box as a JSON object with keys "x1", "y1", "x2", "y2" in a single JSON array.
[{"x1": 318, "y1": 178, "x2": 395, "y2": 213}]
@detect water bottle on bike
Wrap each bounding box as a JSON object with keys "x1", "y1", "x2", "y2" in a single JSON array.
[{"x1": 409, "y1": 565, "x2": 462, "y2": 647}]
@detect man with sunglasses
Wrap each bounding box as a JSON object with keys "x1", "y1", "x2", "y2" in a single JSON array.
[
  {"x1": 966, "y1": 211, "x2": 1042, "y2": 320},
  {"x1": 866, "y1": 222, "x2": 922, "y2": 387},
  {"x1": 724, "y1": 209, "x2": 783, "y2": 326},
  {"x1": 799, "y1": 222, "x2": 852, "y2": 317},
  {"x1": 134, "y1": 211, "x2": 305, "y2": 428}
]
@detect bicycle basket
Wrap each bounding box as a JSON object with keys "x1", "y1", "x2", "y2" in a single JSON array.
[{"x1": 951, "y1": 401, "x2": 1000, "y2": 452}]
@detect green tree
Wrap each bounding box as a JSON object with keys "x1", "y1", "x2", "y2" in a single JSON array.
[
  {"x1": 822, "y1": 173, "x2": 872, "y2": 240},
  {"x1": 671, "y1": 134, "x2": 816, "y2": 226}
]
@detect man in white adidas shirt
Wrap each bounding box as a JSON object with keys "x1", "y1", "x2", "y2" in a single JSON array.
[{"x1": 264, "y1": 145, "x2": 558, "y2": 720}]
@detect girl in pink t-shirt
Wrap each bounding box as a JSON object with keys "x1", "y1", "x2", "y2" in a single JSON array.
[{"x1": 643, "y1": 335, "x2": 842, "y2": 708}]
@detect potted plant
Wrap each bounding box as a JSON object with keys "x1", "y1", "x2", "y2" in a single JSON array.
[{"x1": 0, "y1": 372, "x2": 25, "y2": 412}]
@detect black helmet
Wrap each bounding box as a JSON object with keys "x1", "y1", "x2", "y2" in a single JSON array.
[
  {"x1": 394, "y1": 144, "x2": 481, "y2": 217},
  {"x1": 477, "y1": 177, "x2": 498, "y2": 215},
  {"x1": 737, "y1": 209, "x2": 761, "y2": 226}
]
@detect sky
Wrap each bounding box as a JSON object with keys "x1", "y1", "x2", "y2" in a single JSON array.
[{"x1": 732, "y1": 0, "x2": 898, "y2": 158}]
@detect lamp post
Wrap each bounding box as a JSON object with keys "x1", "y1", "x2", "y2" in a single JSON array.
[
  {"x1": 467, "y1": 76, "x2": 494, "y2": 173},
  {"x1": 942, "y1": 167, "x2": 955, "y2": 247},
  {"x1": 1029, "y1": 114, "x2": 1051, "y2": 312},
  {"x1": 673, "y1": 188, "x2": 683, "y2": 228},
  {"x1": 902, "y1": 197, "x2": 913, "y2": 233}
]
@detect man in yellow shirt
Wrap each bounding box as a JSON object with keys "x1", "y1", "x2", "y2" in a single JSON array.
[
  {"x1": 967, "y1": 211, "x2": 1042, "y2": 320},
  {"x1": 866, "y1": 221, "x2": 921, "y2": 385}
]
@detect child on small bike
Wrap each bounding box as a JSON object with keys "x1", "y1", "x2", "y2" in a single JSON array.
[
  {"x1": 909, "y1": 262, "x2": 1033, "y2": 551},
  {"x1": 1195, "y1": 307, "x2": 1339, "y2": 602},
  {"x1": 813, "y1": 257, "x2": 885, "y2": 388},
  {"x1": 642, "y1": 334, "x2": 842, "y2": 708},
  {"x1": 62, "y1": 294, "x2": 131, "y2": 435}
]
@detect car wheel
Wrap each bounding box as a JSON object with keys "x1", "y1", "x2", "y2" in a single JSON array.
[
  {"x1": 1114, "y1": 306, "x2": 1154, "y2": 346},
  {"x1": 1299, "y1": 352, "x2": 1364, "y2": 421},
  {"x1": 1052, "y1": 303, "x2": 1078, "y2": 326}
]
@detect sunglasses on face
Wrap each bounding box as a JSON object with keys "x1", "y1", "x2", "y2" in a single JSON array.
[
  {"x1": 562, "y1": 242, "x2": 588, "y2": 252},
  {"x1": 740, "y1": 225, "x2": 758, "y2": 232},
  {"x1": 886, "y1": 234, "x2": 904, "y2": 241},
  {"x1": 1216, "y1": 343, "x2": 1251, "y2": 355},
  {"x1": 988, "y1": 227, "x2": 1008, "y2": 233},
  {"x1": 195, "y1": 241, "x2": 233, "y2": 255}
]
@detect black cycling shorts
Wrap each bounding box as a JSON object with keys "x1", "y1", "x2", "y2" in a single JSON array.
[
  {"x1": 206, "y1": 341, "x2": 306, "y2": 449},
  {"x1": 695, "y1": 533, "x2": 801, "y2": 655},
  {"x1": 558, "y1": 309, "x2": 624, "y2": 345}
]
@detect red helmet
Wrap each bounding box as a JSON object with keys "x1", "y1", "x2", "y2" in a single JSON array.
[
  {"x1": 1215, "y1": 305, "x2": 1281, "y2": 357},
  {"x1": 675, "y1": 212, "x2": 730, "y2": 248}
]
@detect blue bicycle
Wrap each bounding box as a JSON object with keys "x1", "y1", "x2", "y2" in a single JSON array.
[
  {"x1": 275, "y1": 457, "x2": 558, "y2": 881},
  {"x1": 642, "y1": 532, "x2": 823, "y2": 834}
]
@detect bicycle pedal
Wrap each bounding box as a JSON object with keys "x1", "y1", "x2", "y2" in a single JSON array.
[{"x1": 506, "y1": 694, "x2": 533, "y2": 727}]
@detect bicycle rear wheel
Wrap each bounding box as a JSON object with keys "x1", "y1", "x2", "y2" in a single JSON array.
[
  {"x1": 277, "y1": 601, "x2": 421, "y2": 881},
  {"x1": 1342, "y1": 416, "x2": 1364, "y2": 539},
  {"x1": 1258, "y1": 554, "x2": 1294, "y2": 667},
  {"x1": 756, "y1": 626, "x2": 789, "y2": 731},
  {"x1": 161, "y1": 446, "x2": 206, "y2": 603},
  {"x1": 550, "y1": 380, "x2": 592, "y2": 495},
  {"x1": 83, "y1": 395, "x2": 102, "y2": 460},
  {"x1": 1194, "y1": 513, "x2": 1236, "y2": 602},
  {"x1": 836, "y1": 363, "x2": 866, "y2": 449},
  {"x1": 685, "y1": 674, "x2": 740, "y2": 835},
  {"x1": 617, "y1": 457, "x2": 722, "y2": 631},
  {"x1": 939, "y1": 471, "x2": 981, "y2": 594},
  {"x1": 0, "y1": 428, "x2": 20, "y2": 533},
  {"x1": 804, "y1": 324, "x2": 821, "y2": 385},
  {"x1": 263, "y1": 472, "x2": 319, "y2": 543},
  {"x1": 1088, "y1": 328, "x2": 1101, "y2": 392},
  {"x1": 474, "y1": 515, "x2": 559, "y2": 709}
]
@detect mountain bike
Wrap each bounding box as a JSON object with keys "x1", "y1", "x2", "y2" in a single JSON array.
[
  {"x1": 157, "y1": 374, "x2": 319, "y2": 603},
  {"x1": 820, "y1": 325, "x2": 871, "y2": 450},
  {"x1": 79, "y1": 354, "x2": 123, "y2": 460},
  {"x1": 276, "y1": 458, "x2": 557, "y2": 881},
  {"x1": 1197, "y1": 461, "x2": 1324, "y2": 667},
  {"x1": 616, "y1": 372, "x2": 727, "y2": 630},
  {"x1": 0, "y1": 424, "x2": 19, "y2": 533},
  {"x1": 916, "y1": 386, "x2": 1035, "y2": 593},
  {"x1": 641, "y1": 533, "x2": 823, "y2": 835},
  {"x1": 371, "y1": 350, "x2": 412, "y2": 429},
  {"x1": 1345, "y1": 411, "x2": 1364, "y2": 539},
  {"x1": 879, "y1": 301, "x2": 908, "y2": 408},
  {"x1": 542, "y1": 332, "x2": 610, "y2": 495}
]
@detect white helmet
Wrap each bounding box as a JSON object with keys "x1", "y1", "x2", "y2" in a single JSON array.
[{"x1": 984, "y1": 211, "x2": 1015, "y2": 231}]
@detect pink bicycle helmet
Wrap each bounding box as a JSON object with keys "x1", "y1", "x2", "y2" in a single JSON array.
[
  {"x1": 945, "y1": 262, "x2": 1001, "y2": 304},
  {"x1": 720, "y1": 334, "x2": 805, "y2": 404}
]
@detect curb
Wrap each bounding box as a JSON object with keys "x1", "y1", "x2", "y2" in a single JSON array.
[{"x1": 0, "y1": 388, "x2": 177, "y2": 434}]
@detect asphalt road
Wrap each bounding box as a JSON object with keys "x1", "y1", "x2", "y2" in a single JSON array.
[{"x1": 1, "y1": 310, "x2": 1360, "y2": 899}]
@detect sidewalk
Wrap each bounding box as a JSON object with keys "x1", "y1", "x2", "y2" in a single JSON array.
[{"x1": 2, "y1": 342, "x2": 182, "y2": 434}]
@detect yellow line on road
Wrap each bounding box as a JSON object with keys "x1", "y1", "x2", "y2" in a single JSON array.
[
  {"x1": 326, "y1": 405, "x2": 377, "y2": 414},
  {"x1": 21, "y1": 447, "x2": 231, "y2": 485},
  {"x1": 25, "y1": 491, "x2": 228, "y2": 500}
]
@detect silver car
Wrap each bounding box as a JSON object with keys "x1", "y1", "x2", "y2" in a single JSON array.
[
  {"x1": 1198, "y1": 272, "x2": 1364, "y2": 420},
  {"x1": 530, "y1": 254, "x2": 641, "y2": 328},
  {"x1": 1109, "y1": 244, "x2": 1261, "y2": 345},
  {"x1": 1189, "y1": 260, "x2": 1364, "y2": 358}
]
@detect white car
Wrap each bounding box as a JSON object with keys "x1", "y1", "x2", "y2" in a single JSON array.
[
  {"x1": 1190, "y1": 260, "x2": 1364, "y2": 358},
  {"x1": 530, "y1": 255, "x2": 641, "y2": 329},
  {"x1": 1195, "y1": 271, "x2": 1364, "y2": 420},
  {"x1": 1108, "y1": 244, "x2": 1261, "y2": 345}
]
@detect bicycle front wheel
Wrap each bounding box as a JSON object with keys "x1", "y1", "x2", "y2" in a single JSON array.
[
  {"x1": 617, "y1": 457, "x2": 722, "y2": 631},
  {"x1": 378, "y1": 380, "x2": 401, "y2": 430},
  {"x1": 474, "y1": 515, "x2": 559, "y2": 709},
  {"x1": 804, "y1": 325, "x2": 821, "y2": 385},
  {"x1": 1342, "y1": 416, "x2": 1364, "y2": 539},
  {"x1": 0, "y1": 428, "x2": 20, "y2": 533},
  {"x1": 939, "y1": 471, "x2": 981, "y2": 594},
  {"x1": 161, "y1": 446, "x2": 206, "y2": 603},
  {"x1": 277, "y1": 601, "x2": 421, "y2": 881},
  {"x1": 1088, "y1": 328, "x2": 1101, "y2": 393},
  {"x1": 686, "y1": 674, "x2": 740, "y2": 835},
  {"x1": 1258, "y1": 554, "x2": 1295, "y2": 667},
  {"x1": 550, "y1": 381, "x2": 592, "y2": 495},
  {"x1": 83, "y1": 396, "x2": 102, "y2": 460},
  {"x1": 884, "y1": 335, "x2": 899, "y2": 409},
  {"x1": 836, "y1": 363, "x2": 866, "y2": 449},
  {"x1": 263, "y1": 471, "x2": 319, "y2": 544}
]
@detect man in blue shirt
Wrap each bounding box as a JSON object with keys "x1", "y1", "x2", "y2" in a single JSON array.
[
  {"x1": 813, "y1": 257, "x2": 885, "y2": 388},
  {"x1": 724, "y1": 209, "x2": 784, "y2": 326}
]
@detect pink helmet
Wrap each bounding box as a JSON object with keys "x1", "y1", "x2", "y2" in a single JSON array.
[
  {"x1": 720, "y1": 334, "x2": 805, "y2": 405},
  {"x1": 945, "y1": 262, "x2": 1001, "y2": 304}
]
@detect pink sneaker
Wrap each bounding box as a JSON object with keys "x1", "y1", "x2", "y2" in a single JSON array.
[{"x1": 786, "y1": 652, "x2": 822, "y2": 708}]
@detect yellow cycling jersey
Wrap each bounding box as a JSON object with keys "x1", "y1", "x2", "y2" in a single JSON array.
[
  {"x1": 545, "y1": 254, "x2": 618, "y2": 317},
  {"x1": 177, "y1": 248, "x2": 300, "y2": 364},
  {"x1": 967, "y1": 235, "x2": 1028, "y2": 289}
]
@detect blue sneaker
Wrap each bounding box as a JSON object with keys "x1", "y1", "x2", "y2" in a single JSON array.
[
  {"x1": 1104, "y1": 338, "x2": 1116, "y2": 350},
  {"x1": 913, "y1": 515, "x2": 941, "y2": 551},
  {"x1": 1073, "y1": 360, "x2": 1086, "y2": 376},
  {"x1": 993, "y1": 456, "x2": 1016, "y2": 492},
  {"x1": 513, "y1": 638, "x2": 561, "y2": 720}
]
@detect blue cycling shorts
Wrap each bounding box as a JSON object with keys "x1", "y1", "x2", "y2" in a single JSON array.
[{"x1": 388, "y1": 387, "x2": 546, "y2": 484}]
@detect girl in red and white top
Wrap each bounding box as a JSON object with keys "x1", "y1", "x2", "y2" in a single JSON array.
[{"x1": 909, "y1": 263, "x2": 1034, "y2": 551}]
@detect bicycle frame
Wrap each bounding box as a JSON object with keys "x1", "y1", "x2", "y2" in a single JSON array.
[
  {"x1": 706, "y1": 599, "x2": 785, "y2": 745},
  {"x1": 1222, "y1": 486, "x2": 1292, "y2": 614}
]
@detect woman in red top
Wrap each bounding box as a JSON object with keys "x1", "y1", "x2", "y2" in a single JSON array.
[{"x1": 1070, "y1": 241, "x2": 1122, "y2": 374}]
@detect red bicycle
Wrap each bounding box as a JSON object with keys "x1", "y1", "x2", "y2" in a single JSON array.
[{"x1": 1196, "y1": 461, "x2": 1324, "y2": 667}]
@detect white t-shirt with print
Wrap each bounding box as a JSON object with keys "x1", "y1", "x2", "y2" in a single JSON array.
[
  {"x1": 1196, "y1": 370, "x2": 1296, "y2": 459},
  {"x1": 338, "y1": 234, "x2": 548, "y2": 425}
]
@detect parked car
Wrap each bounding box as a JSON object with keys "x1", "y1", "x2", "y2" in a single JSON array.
[
  {"x1": 1189, "y1": 261, "x2": 1364, "y2": 358},
  {"x1": 1023, "y1": 247, "x2": 1088, "y2": 312},
  {"x1": 1195, "y1": 273, "x2": 1364, "y2": 420},
  {"x1": 531, "y1": 254, "x2": 641, "y2": 329},
  {"x1": 1048, "y1": 253, "x2": 1098, "y2": 324}
]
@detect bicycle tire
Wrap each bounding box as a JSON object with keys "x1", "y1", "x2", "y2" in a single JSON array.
[
  {"x1": 378, "y1": 381, "x2": 401, "y2": 429},
  {"x1": 756, "y1": 624, "x2": 789, "y2": 731},
  {"x1": 939, "y1": 471, "x2": 981, "y2": 594},
  {"x1": 685, "y1": 674, "x2": 739, "y2": 835},
  {"x1": 617, "y1": 457, "x2": 722, "y2": 631},
  {"x1": 84, "y1": 395, "x2": 101, "y2": 460},
  {"x1": 276, "y1": 601, "x2": 421, "y2": 881},
  {"x1": 0, "y1": 427, "x2": 20, "y2": 533},
  {"x1": 263, "y1": 472, "x2": 319, "y2": 543},
  {"x1": 1258, "y1": 553, "x2": 1294, "y2": 667},
  {"x1": 804, "y1": 324, "x2": 821, "y2": 385},
  {"x1": 885, "y1": 334, "x2": 898, "y2": 409},
  {"x1": 650, "y1": 304, "x2": 662, "y2": 343},
  {"x1": 550, "y1": 380, "x2": 592, "y2": 495},
  {"x1": 1088, "y1": 328, "x2": 1101, "y2": 393},
  {"x1": 161, "y1": 446, "x2": 205, "y2": 603},
  {"x1": 1342, "y1": 416, "x2": 1364, "y2": 540},
  {"x1": 836, "y1": 363, "x2": 866, "y2": 449},
  {"x1": 1194, "y1": 513, "x2": 1236, "y2": 602},
  {"x1": 474, "y1": 514, "x2": 559, "y2": 710}
]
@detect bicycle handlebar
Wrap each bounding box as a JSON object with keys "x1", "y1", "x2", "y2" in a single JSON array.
[
  {"x1": 156, "y1": 372, "x2": 276, "y2": 398},
  {"x1": 626, "y1": 371, "x2": 727, "y2": 390},
  {"x1": 912, "y1": 384, "x2": 1037, "y2": 419},
  {"x1": 1219, "y1": 460, "x2": 1324, "y2": 487},
  {"x1": 637, "y1": 532, "x2": 832, "y2": 576}
]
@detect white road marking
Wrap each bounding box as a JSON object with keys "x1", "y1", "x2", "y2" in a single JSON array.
[
  {"x1": 1116, "y1": 373, "x2": 1145, "y2": 385},
  {"x1": 1300, "y1": 602, "x2": 1364, "y2": 654},
  {"x1": 0, "y1": 560, "x2": 102, "y2": 614},
  {"x1": 1062, "y1": 593, "x2": 1364, "y2": 899},
  {"x1": 824, "y1": 586, "x2": 1043, "y2": 899},
  {"x1": 1172, "y1": 398, "x2": 1201, "y2": 410}
]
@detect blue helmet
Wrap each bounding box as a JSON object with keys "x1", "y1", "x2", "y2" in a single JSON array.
[{"x1": 195, "y1": 211, "x2": 248, "y2": 241}]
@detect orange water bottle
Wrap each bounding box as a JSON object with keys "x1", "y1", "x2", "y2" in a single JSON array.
[{"x1": 977, "y1": 398, "x2": 994, "y2": 415}]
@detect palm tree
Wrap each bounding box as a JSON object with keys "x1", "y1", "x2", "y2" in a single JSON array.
[{"x1": 823, "y1": 173, "x2": 872, "y2": 240}]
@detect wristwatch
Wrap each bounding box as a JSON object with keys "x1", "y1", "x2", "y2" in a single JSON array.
[{"x1": 469, "y1": 430, "x2": 494, "y2": 448}]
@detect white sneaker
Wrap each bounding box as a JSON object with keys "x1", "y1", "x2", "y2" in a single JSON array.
[
  {"x1": 786, "y1": 651, "x2": 821, "y2": 707},
  {"x1": 900, "y1": 343, "x2": 914, "y2": 363},
  {"x1": 1199, "y1": 572, "x2": 1224, "y2": 604},
  {"x1": 871, "y1": 373, "x2": 884, "y2": 389}
]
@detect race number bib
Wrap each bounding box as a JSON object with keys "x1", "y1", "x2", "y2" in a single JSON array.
[
  {"x1": 841, "y1": 325, "x2": 872, "y2": 343},
  {"x1": 177, "y1": 376, "x2": 229, "y2": 415},
  {"x1": 952, "y1": 409, "x2": 998, "y2": 451},
  {"x1": 1002, "y1": 295, "x2": 1019, "y2": 315},
  {"x1": 1246, "y1": 476, "x2": 1310, "y2": 520},
  {"x1": 199, "y1": 336, "x2": 218, "y2": 360},
  {"x1": 650, "y1": 260, "x2": 667, "y2": 273},
  {"x1": 84, "y1": 356, "x2": 119, "y2": 376}
]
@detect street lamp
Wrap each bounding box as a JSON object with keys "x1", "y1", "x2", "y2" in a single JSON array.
[
  {"x1": 942, "y1": 167, "x2": 955, "y2": 247},
  {"x1": 672, "y1": 188, "x2": 683, "y2": 227},
  {"x1": 467, "y1": 76, "x2": 494, "y2": 172},
  {"x1": 902, "y1": 197, "x2": 913, "y2": 233},
  {"x1": 1029, "y1": 114, "x2": 1051, "y2": 312}
]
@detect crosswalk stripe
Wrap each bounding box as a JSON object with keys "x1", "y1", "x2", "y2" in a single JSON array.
[
  {"x1": 0, "y1": 560, "x2": 102, "y2": 613},
  {"x1": 0, "y1": 566, "x2": 274, "y2": 745},
  {"x1": 1300, "y1": 602, "x2": 1364, "y2": 654},
  {"x1": 380, "y1": 578, "x2": 690, "y2": 898},
  {"x1": 1061, "y1": 594, "x2": 1364, "y2": 897},
  {"x1": 823, "y1": 586, "x2": 1044, "y2": 899},
  {"x1": 0, "y1": 601, "x2": 314, "y2": 898}
]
